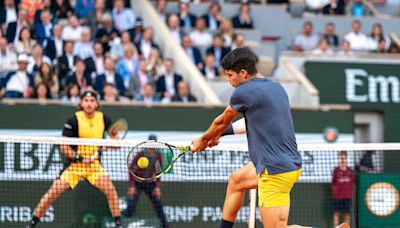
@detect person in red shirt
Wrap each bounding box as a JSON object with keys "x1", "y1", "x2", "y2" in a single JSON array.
[{"x1": 332, "y1": 151, "x2": 355, "y2": 227}]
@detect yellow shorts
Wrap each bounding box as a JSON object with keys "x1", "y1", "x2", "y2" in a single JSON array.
[
  {"x1": 60, "y1": 161, "x2": 108, "y2": 189},
  {"x1": 258, "y1": 169, "x2": 301, "y2": 208}
]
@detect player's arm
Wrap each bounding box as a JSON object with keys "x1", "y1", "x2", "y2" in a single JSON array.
[
  {"x1": 221, "y1": 118, "x2": 246, "y2": 136},
  {"x1": 192, "y1": 105, "x2": 239, "y2": 152},
  {"x1": 59, "y1": 116, "x2": 88, "y2": 163}
]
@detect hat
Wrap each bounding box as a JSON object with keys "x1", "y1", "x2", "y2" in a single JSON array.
[
  {"x1": 80, "y1": 90, "x2": 99, "y2": 100},
  {"x1": 148, "y1": 134, "x2": 157, "y2": 140},
  {"x1": 17, "y1": 54, "x2": 29, "y2": 63}
]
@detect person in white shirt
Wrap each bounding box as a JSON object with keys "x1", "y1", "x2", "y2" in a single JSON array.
[
  {"x1": 168, "y1": 14, "x2": 185, "y2": 44},
  {"x1": 0, "y1": 37, "x2": 18, "y2": 76},
  {"x1": 138, "y1": 27, "x2": 158, "y2": 60},
  {"x1": 189, "y1": 18, "x2": 213, "y2": 47},
  {"x1": 1, "y1": 54, "x2": 33, "y2": 98},
  {"x1": 311, "y1": 38, "x2": 334, "y2": 56},
  {"x1": 27, "y1": 44, "x2": 52, "y2": 75},
  {"x1": 336, "y1": 40, "x2": 354, "y2": 57},
  {"x1": 112, "y1": 0, "x2": 136, "y2": 32},
  {"x1": 2, "y1": 0, "x2": 18, "y2": 27},
  {"x1": 293, "y1": 21, "x2": 319, "y2": 52},
  {"x1": 344, "y1": 20, "x2": 375, "y2": 51},
  {"x1": 61, "y1": 15, "x2": 83, "y2": 42},
  {"x1": 73, "y1": 27, "x2": 94, "y2": 60}
]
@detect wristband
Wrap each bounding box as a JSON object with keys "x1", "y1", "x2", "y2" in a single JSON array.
[{"x1": 221, "y1": 125, "x2": 234, "y2": 136}]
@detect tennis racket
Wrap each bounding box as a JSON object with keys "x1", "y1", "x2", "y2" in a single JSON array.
[
  {"x1": 127, "y1": 140, "x2": 191, "y2": 181},
  {"x1": 90, "y1": 118, "x2": 128, "y2": 161}
]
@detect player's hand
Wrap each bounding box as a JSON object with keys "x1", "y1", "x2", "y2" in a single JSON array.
[
  {"x1": 191, "y1": 137, "x2": 208, "y2": 153},
  {"x1": 128, "y1": 187, "x2": 136, "y2": 198},
  {"x1": 207, "y1": 137, "x2": 220, "y2": 148},
  {"x1": 153, "y1": 186, "x2": 161, "y2": 199}
]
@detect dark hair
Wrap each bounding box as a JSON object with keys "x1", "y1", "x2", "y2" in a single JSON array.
[
  {"x1": 339, "y1": 151, "x2": 347, "y2": 156},
  {"x1": 32, "y1": 82, "x2": 51, "y2": 99},
  {"x1": 18, "y1": 27, "x2": 31, "y2": 41},
  {"x1": 221, "y1": 47, "x2": 257, "y2": 75}
]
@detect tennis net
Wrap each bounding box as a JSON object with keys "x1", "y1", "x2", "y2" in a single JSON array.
[{"x1": 0, "y1": 136, "x2": 399, "y2": 228}]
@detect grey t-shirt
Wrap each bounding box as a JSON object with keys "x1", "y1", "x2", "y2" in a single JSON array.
[{"x1": 230, "y1": 78, "x2": 302, "y2": 175}]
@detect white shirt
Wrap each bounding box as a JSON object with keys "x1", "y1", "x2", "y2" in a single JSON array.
[
  {"x1": 6, "y1": 71, "x2": 29, "y2": 93},
  {"x1": 105, "y1": 71, "x2": 115, "y2": 84},
  {"x1": 294, "y1": 34, "x2": 319, "y2": 51},
  {"x1": 73, "y1": 41, "x2": 94, "y2": 60},
  {"x1": 112, "y1": 8, "x2": 136, "y2": 31},
  {"x1": 140, "y1": 40, "x2": 152, "y2": 60},
  {"x1": 138, "y1": 71, "x2": 148, "y2": 95},
  {"x1": 94, "y1": 56, "x2": 105, "y2": 74},
  {"x1": 164, "y1": 73, "x2": 175, "y2": 95},
  {"x1": 344, "y1": 32, "x2": 375, "y2": 51},
  {"x1": 55, "y1": 38, "x2": 64, "y2": 58},
  {"x1": 66, "y1": 54, "x2": 74, "y2": 69},
  {"x1": 204, "y1": 67, "x2": 216, "y2": 80},
  {"x1": 170, "y1": 29, "x2": 182, "y2": 44},
  {"x1": 189, "y1": 30, "x2": 213, "y2": 47},
  {"x1": 44, "y1": 23, "x2": 53, "y2": 38},
  {"x1": 5, "y1": 7, "x2": 18, "y2": 24},
  {"x1": 27, "y1": 56, "x2": 52, "y2": 74},
  {"x1": 62, "y1": 26, "x2": 83, "y2": 42}
]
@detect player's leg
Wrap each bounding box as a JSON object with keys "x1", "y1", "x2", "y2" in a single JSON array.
[
  {"x1": 343, "y1": 212, "x2": 351, "y2": 226},
  {"x1": 126, "y1": 184, "x2": 141, "y2": 217},
  {"x1": 333, "y1": 212, "x2": 340, "y2": 227},
  {"x1": 28, "y1": 179, "x2": 70, "y2": 227},
  {"x1": 93, "y1": 175, "x2": 120, "y2": 216},
  {"x1": 221, "y1": 162, "x2": 258, "y2": 224},
  {"x1": 143, "y1": 183, "x2": 169, "y2": 228}
]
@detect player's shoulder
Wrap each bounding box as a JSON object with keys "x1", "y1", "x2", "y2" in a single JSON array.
[{"x1": 64, "y1": 115, "x2": 78, "y2": 131}]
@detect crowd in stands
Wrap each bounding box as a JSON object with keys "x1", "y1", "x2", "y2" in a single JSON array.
[{"x1": 292, "y1": 20, "x2": 400, "y2": 56}]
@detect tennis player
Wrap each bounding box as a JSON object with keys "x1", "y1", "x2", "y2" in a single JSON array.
[
  {"x1": 192, "y1": 48, "x2": 349, "y2": 228},
  {"x1": 28, "y1": 90, "x2": 122, "y2": 228}
]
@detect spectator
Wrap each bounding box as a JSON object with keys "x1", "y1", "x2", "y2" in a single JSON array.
[
  {"x1": 94, "y1": 57, "x2": 125, "y2": 96},
  {"x1": 352, "y1": 0, "x2": 364, "y2": 17},
  {"x1": 95, "y1": 13, "x2": 119, "y2": 53},
  {"x1": 232, "y1": 3, "x2": 254, "y2": 29},
  {"x1": 35, "y1": 9, "x2": 54, "y2": 45},
  {"x1": 27, "y1": 44, "x2": 52, "y2": 75},
  {"x1": 65, "y1": 58, "x2": 92, "y2": 93},
  {"x1": 156, "y1": 58, "x2": 183, "y2": 100},
  {"x1": 74, "y1": 0, "x2": 95, "y2": 19},
  {"x1": 293, "y1": 21, "x2": 319, "y2": 52},
  {"x1": 131, "y1": 17, "x2": 144, "y2": 45},
  {"x1": 155, "y1": 0, "x2": 168, "y2": 24},
  {"x1": 135, "y1": 83, "x2": 160, "y2": 104},
  {"x1": 85, "y1": 0, "x2": 107, "y2": 38},
  {"x1": 116, "y1": 43, "x2": 139, "y2": 89},
  {"x1": 322, "y1": 0, "x2": 345, "y2": 15},
  {"x1": 206, "y1": 35, "x2": 231, "y2": 68},
  {"x1": 61, "y1": 82, "x2": 80, "y2": 103},
  {"x1": 311, "y1": 38, "x2": 333, "y2": 56},
  {"x1": 126, "y1": 134, "x2": 169, "y2": 228},
  {"x1": 33, "y1": 0, "x2": 53, "y2": 26},
  {"x1": 5, "y1": 9, "x2": 29, "y2": 44},
  {"x1": 168, "y1": 14, "x2": 185, "y2": 44},
  {"x1": 181, "y1": 35, "x2": 203, "y2": 68},
  {"x1": 231, "y1": 33, "x2": 246, "y2": 50},
  {"x1": 85, "y1": 42, "x2": 105, "y2": 80},
  {"x1": 332, "y1": 151, "x2": 354, "y2": 228},
  {"x1": 323, "y1": 22, "x2": 339, "y2": 48},
  {"x1": 369, "y1": 23, "x2": 390, "y2": 51},
  {"x1": 128, "y1": 58, "x2": 155, "y2": 99},
  {"x1": 0, "y1": 54, "x2": 34, "y2": 98},
  {"x1": 73, "y1": 27, "x2": 94, "y2": 60},
  {"x1": 35, "y1": 62, "x2": 59, "y2": 98},
  {"x1": 57, "y1": 41, "x2": 76, "y2": 90},
  {"x1": 0, "y1": 0, "x2": 18, "y2": 30},
  {"x1": 0, "y1": 37, "x2": 18, "y2": 78},
  {"x1": 112, "y1": 0, "x2": 136, "y2": 33},
  {"x1": 137, "y1": 27, "x2": 159, "y2": 60},
  {"x1": 373, "y1": 39, "x2": 388, "y2": 53},
  {"x1": 336, "y1": 40, "x2": 354, "y2": 57},
  {"x1": 50, "y1": 0, "x2": 73, "y2": 20},
  {"x1": 20, "y1": 0, "x2": 44, "y2": 23},
  {"x1": 43, "y1": 23, "x2": 64, "y2": 61},
  {"x1": 201, "y1": 54, "x2": 219, "y2": 80},
  {"x1": 146, "y1": 49, "x2": 165, "y2": 78},
  {"x1": 61, "y1": 15, "x2": 83, "y2": 42},
  {"x1": 344, "y1": 20, "x2": 374, "y2": 51},
  {"x1": 109, "y1": 31, "x2": 133, "y2": 60},
  {"x1": 359, "y1": 151, "x2": 375, "y2": 173},
  {"x1": 189, "y1": 17, "x2": 213, "y2": 47},
  {"x1": 178, "y1": 2, "x2": 196, "y2": 31},
  {"x1": 388, "y1": 43, "x2": 400, "y2": 54},
  {"x1": 217, "y1": 18, "x2": 236, "y2": 48},
  {"x1": 102, "y1": 82, "x2": 119, "y2": 102},
  {"x1": 202, "y1": 2, "x2": 222, "y2": 31},
  {"x1": 14, "y1": 26, "x2": 36, "y2": 55},
  {"x1": 171, "y1": 81, "x2": 197, "y2": 103},
  {"x1": 31, "y1": 82, "x2": 51, "y2": 100}
]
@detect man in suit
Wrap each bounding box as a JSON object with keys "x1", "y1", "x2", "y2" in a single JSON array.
[
  {"x1": 84, "y1": 42, "x2": 105, "y2": 80},
  {"x1": 168, "y1": 14, "x2": 186, "y2": 44},
  {"x1": 231, "y1": 3, "x2": 254, "y2": 29},
  {"x1": 206, "y1": 35, "x2": 231, "y2": 68},
  {"x1": 135, "y1": 83, "x2": 160, "y2": 104},
  {"x1": 57, "y1": 41, "x2": 76, "y2": 90},
  {"x1": 35, "y1": 9, "x2": 54, "y2": 45},
  {"x1": 0, "y1": 0, "x2": 18, "y2": 31},
  {"x1": 200, "y1": 54, "x2": 219, "y2": 80},
  {"x1": 136, "y1": 27, "x2": 159, "y2": 60},
  {"x1": 44, "y1": 24, "x2": 64, "y2": 61},
  {"x1": 94, "y1": 57, "x2": 125, "y2": 97},
  {"x1": 181, "y1": 35, "x2": 202, "y2": 68},
  {"x1": 171, "y1": 81, "x2": 197, "y2": 103},
  {"x1": 6, "y1": 9, "x2": 29, "y2": 43},
  {"x1": 178, "y1": 2, "x2": 196, "y2": 31},
  {"x1": 156, "y1": 58, "x2": 182, "y2": 100},
  {"x1": 202, "y1": 2, "x2": 222, "y2": 31}
]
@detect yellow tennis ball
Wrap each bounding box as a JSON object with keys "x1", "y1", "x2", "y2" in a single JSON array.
[{"x1": 137, "y1": 157, "x2": 149, "y2": 169}]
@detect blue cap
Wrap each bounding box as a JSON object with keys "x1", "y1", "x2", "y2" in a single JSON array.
[{"x1": 148, "y1": 134, "x2": 157, "y2": 140}]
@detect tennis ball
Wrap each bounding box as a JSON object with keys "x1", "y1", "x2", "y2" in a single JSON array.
[{"x1": 137, "y1": 157, "x2": 149, "y2": 169}]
